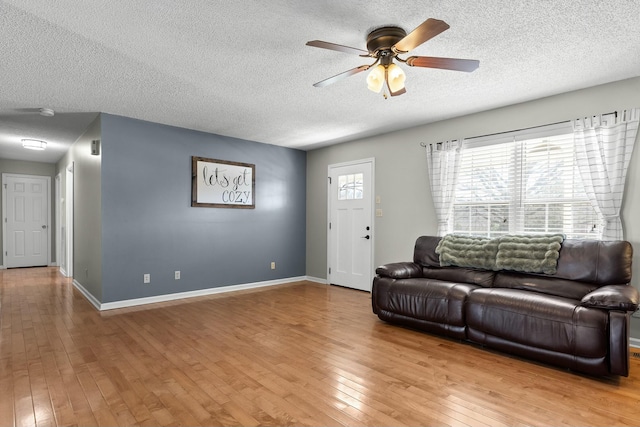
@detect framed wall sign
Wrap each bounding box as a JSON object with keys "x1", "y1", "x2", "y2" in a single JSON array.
[{"x1": 191, "y1": 156, "x2": 255, "y2": 208}]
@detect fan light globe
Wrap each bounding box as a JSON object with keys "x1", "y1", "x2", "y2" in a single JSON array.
[
  {"x1": 366, "y1": 65, "x2": 385, "y2": 93},
  {"x1": 386, "y1": 63, "x2": 406, "y2": 93}
]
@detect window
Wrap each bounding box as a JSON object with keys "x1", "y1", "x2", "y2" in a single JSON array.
[
  {"x1": 451, "y1": 123, "x2": 600, "y2": 239},
  {"x1": 337, "y1": 173, "x2": 364, "y2": 200}
]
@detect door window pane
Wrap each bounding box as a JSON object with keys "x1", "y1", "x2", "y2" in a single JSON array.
[{"x1": 338, "y1": 173, "x2": 364, "y2": 200}]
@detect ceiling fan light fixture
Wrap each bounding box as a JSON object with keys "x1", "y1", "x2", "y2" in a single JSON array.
[
  {"x1": 22, "y1": 139, "x2": 47, "y2": 150},
  {"x1": 366, "y1": 64, "x2": 385, "y2": 93},
  {"x1": 386, "y1": 63, "x2": 406, "y2": 93},
  {"x1": 307, "y1": 18, "x2": 478, "y2": 95}
]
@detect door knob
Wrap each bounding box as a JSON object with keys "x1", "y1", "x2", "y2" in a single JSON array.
[
  {"x1": 361, "y1": 235, "x2": 370, "y2": 239},
  {"x1": 42, "y1": 225, "x2": 47, "y2": 229}
]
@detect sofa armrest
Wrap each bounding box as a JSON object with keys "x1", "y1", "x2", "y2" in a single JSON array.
[
  {"x1": 580, "y1": 285, "x2": 639, "y2": 311},
  {"x1": 375, "y1": 262, "x2": 423, "y2": 279},
  {"x1": 609, "y1": 311, "x2": 631, "y2": 376}
]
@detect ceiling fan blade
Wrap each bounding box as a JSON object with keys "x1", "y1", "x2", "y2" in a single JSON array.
[
  {"x1": 393, "y1": 18, "x2": 450, "y2": 53},
  {"x1": 306, "y1": 40, "x2": 369, "y2": 56},
  {"x1": 406, "y1": 56, "x2": 479, "y2": 72},
  {"x1": 312, "y1": 65, "x2": 370, "y2": 88}
]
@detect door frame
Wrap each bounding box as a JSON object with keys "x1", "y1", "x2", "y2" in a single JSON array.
[
  {"x1": 327, "y1": 158, "x2": 375, "y2": 290},
  {"x1": 64, "y1": 163, "x2": 74, "y2": 277},
  {"x1": 1, "y1": 173, "x2": 52, "y2": 268},
  {"x1": 55, "y1": 173, "x2": 61, "y2": 268}
]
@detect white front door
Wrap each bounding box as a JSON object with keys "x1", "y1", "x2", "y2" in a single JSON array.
[
  {"x1": 328, "y1": 159, "x2": 374, "y2": 291},
  {"x1": 3, "y1": 174, "x2": 50, "y2": 268}
]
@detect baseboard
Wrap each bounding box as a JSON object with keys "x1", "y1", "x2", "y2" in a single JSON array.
[
  {"x1": 1, "y1": 264, "x2": 57, "y2": 270},
  {"x1": 304, "y1": 275, "x2": 328, "y2": 284},
  {"x1": 97, "y1": 276, "x2": 312, "y2": 311},
  {"x1": 630, "y1": 337, "x2": 640, "y2": 350}
]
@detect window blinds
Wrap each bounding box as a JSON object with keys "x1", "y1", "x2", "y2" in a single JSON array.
[{"x1": 452, "y1": 122, "x2": 600, "y2": 239}]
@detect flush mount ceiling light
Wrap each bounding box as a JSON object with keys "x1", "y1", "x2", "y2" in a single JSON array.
[
  {"x1": 39, "y1": 108, "x2": 55, "y2": 117},
  {"x1": 306, "y1": 18, "x2": 479, "y2": 98},
  {"x1": 22, "y1": 139, "x2": 47, "y2": 150}
]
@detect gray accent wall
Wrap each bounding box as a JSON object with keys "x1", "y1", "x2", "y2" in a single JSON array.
[
  {"x1": 100, "y1": 114, "x2": 306, "y2": 303},
  {"x1": 306, "y1": 76, "x2": 640, "y2": 340}
]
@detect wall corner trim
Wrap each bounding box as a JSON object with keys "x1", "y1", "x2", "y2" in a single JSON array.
[{"x1": 72, "y1": 279, "x2": 102, "y2": 310}]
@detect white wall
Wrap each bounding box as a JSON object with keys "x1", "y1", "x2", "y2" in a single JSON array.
[{"x1": 306, "y1": 76, "x2": 640, "y2": 338}]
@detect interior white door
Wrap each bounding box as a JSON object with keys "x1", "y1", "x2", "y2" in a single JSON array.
[
  {"x1": 3, "y1": 174, "x2": 50, "y2": 268},
  {"x1": 328, "y1": 159, "x2": 374, "y2": 291}
]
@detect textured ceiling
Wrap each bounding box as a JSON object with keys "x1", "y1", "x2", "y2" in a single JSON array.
[{"x1": 2, "y1": 0, "x2": 640, "y2": 163}]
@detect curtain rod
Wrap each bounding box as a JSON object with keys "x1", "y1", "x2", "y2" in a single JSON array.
[{"x1": 419, "y1": 111, "x2": 617, "y2": 147}]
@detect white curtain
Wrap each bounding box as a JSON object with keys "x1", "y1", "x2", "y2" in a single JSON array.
[
  {"x1": 573, "y1": 108, "x2": 639, "y2": 240},
  {"x1": 425, "y1": 140, "x2": 462, "y2": 236}
]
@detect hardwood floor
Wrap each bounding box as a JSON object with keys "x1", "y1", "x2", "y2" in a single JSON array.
[{"x1": 1, "y1": 267, "x2": 639, "y2": 426}]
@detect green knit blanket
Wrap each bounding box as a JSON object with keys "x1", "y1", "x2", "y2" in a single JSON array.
[{"x1": 435, "y1": 233, "x2": 565, "y2": 275}]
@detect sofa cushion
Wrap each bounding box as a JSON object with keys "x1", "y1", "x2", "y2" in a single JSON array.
[
  {"x1": 378, "y1": 278, "x2": 479, "y2": 327},
  {"x1": 466, "y1": 288, "x2": 608, "y2": 358},
  {"x1": 493, "y1": 271, "x2": 597, "y2": 300},
  {"x1": 423, "y1": 266, "x2": 495, "y2": 287}
]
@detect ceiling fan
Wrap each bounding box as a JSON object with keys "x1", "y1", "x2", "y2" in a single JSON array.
[{"x1": 306, "y1": 18, "x2": 479, "y2": 97}]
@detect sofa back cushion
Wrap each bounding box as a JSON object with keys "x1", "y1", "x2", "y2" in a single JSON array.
[
  {"x1": 493, "y1": 272, "x2": 597, "y2": 300},
  {"x1": 551, "y1": 239, "x2": 632, "y2": 285},
  {"x1": 422, "y1": 267, "x2": 496, "y2": 287},
  {"x1": 413, "y1": 236, "x2": 444, "y2": 267}
]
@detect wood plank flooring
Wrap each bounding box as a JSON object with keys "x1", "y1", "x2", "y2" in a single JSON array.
[{"x1": 1, "y1": 267, "x2": 639, "y2": 426}]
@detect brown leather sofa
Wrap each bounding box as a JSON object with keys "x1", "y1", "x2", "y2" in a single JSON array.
[{"x1": 372, "y1": 236, "x2": 639, "y2": 376}]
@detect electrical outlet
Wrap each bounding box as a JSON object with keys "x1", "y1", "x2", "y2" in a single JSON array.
[
  {"x1": 376, "y1": 209, "x2": 383, "y2": 217},
  {"x1": 270, "y1": 262, "x2": 276, "y2": 270},
  {"x1": 175, "y1": 271, "x2": 181, "y2": 280},
  {"x1": 144, "y1": 273, "x2": 150, "y2": 284}
]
